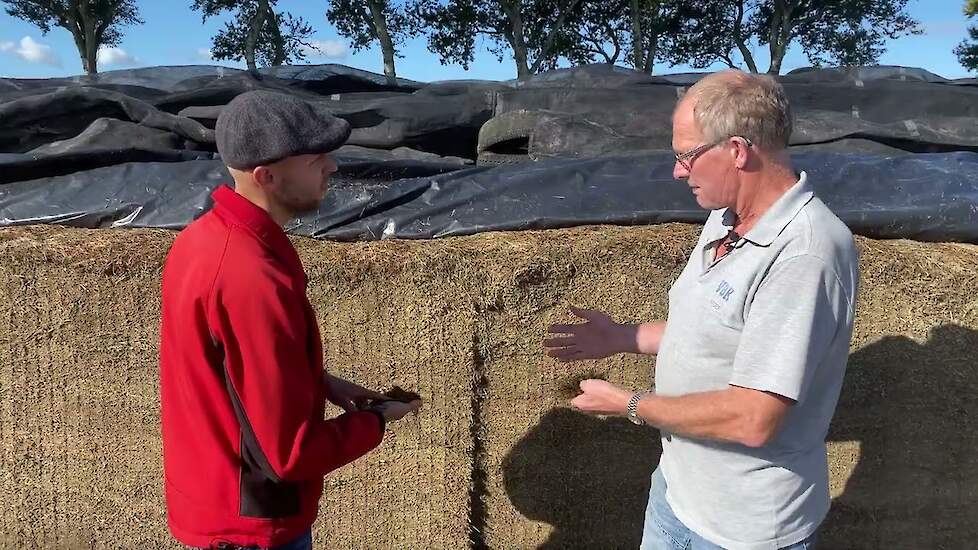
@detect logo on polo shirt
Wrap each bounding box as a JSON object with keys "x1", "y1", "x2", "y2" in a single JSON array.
[{"x1": 715, "y1": 280, "x2": 735, "y2": 302}]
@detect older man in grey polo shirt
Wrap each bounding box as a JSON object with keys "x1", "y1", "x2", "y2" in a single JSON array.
[{"x1": 544, "y1": 70, "x2": 858, "y2": 549}]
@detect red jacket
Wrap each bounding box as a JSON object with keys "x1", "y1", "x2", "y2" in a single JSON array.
[{"x1": 160, "y1": 185, "x2": 383, "y2": 548}]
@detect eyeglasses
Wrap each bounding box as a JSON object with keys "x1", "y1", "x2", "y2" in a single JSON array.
[{"x1": 674, "y1": 136, "x2": 753, "y2": 172}]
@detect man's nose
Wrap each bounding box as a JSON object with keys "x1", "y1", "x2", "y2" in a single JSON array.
[{"x1": 673, "y1": 160, "x2": 689, "y2": 180}]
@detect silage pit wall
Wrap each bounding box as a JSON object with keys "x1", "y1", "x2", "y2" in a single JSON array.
[{"x1": 1, "y1": 224, "x2": 976, "y2": 549}]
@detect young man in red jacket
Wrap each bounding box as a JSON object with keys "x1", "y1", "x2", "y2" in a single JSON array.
[{"x1": 160, "y1": 90, "x2": 421, "y2": 550}]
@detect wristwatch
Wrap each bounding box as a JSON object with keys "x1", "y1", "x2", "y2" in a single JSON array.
[{"x1": 627, "y1": 392, "x2": 647, "y2": 425}]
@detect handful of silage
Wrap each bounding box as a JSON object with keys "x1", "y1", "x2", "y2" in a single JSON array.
[{"x1": 556, "y1": 370, "x2": 608, "y2": 400}]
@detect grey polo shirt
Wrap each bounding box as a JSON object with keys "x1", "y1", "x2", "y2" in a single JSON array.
[{"x1": 654, "y1": 172, "x2": 859, "y2": 550}]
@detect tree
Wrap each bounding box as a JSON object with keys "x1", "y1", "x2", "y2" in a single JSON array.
[
  {"x1": 666, "y1": 0, "x2": 921, "y2": 75},
  {"x1": 412, "y1": 0, "x2": 586, "y2": 80},
  {"x1": 192, "y1": 0, "x2": 314, "y2": 71},
  {"x1": 666, "y1": 2, "x2": 750, "y2": 70},
  {"x1": 553, "y1": 0, "x2": 629, "y2": 66},
  {"x1": 956, "y1": 0, "x2": 978, "y2": 72},
  {"x1": 555, "y1": 0, "x2": 691, "y2": 73},
  {"x1": 327, "y1": 0, "x2": 409, "y2": 82},
  {"x1": 3, "y1": 0, "x2": 142, "y2": 75},
  {"x1": 627, "y1": 0, "x2": 692, "y2": 73}
]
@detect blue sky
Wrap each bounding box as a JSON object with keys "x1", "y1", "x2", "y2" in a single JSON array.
[{"x1": 0, "y1": 0, "x2": 974, "y2": 81}]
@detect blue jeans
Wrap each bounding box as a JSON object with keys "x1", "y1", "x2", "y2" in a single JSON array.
[
  {"x1": 192, "y1": 530, "x2": 312, "y2": 550},
  {"x1": 267, "y1": 531, "x2": 312, "y2": 550},
  {"x1": 640, "y1": 468, "x2": 818, "y2": 550}
]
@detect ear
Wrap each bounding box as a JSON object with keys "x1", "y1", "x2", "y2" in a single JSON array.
[
  {"x1": 731, "y1": 138, "x2": 750, "y2": 169},
  {"x1": 252, "y1": 165, "x2": 275, "y2": 189}
]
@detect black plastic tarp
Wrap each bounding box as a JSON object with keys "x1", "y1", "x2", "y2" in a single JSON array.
[
  {"x1": 7, "y1": 64, "x2": 978, "y2": 167},
  {"x1": 0, "y1": 64, "x2": 421, "y2": 97},
  {"x1": 474, "y1": 66, "x2": 978, "y2": 163},
  {"x1": 2, "y1": 63, "x2": 977, "y2": 245},
  {"x1": 2, "y1": 152, "x2": 976, "y2": 244},
  {"x1": 512, "y1": 109, "x2": 978, "y2": 162},
  {"x1": 0, "y1": 86, "x2": 215, "y2": 153},
  {"x1": 5, "y1": 63, "x2": 978, "y2": 173},
  {"x1": 510, "y1": 64, "x2": 977, "y2": 87}
]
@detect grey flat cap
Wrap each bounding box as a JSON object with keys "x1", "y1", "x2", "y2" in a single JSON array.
[{"x1": 215, "y1": 90, "x2": 351, "y2": 169}]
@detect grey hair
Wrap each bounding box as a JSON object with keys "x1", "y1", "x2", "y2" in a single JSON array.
[{"x1": 680, "y1": 70, "x2": 793, "y2": 151}]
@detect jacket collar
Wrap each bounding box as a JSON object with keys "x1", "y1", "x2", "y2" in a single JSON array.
[{"x1": 211, "y1": 185, "x2": 305, "y2": 282}]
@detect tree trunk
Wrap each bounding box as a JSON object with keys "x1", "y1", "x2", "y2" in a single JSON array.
[
  {"x1": 766, "y1": 0, "x2": 797, "y2": 75},
  {"x1": 84, "y1": 30, "x2": 98, "y2": 75},
  {"x1": 501, "y1": 1, "x2": 531, "y2": 79},
  {"x1": 610, "y1": 41, "x2": 621, "y2": 64},
  {"x1": 512, "y1": 38, "x2": 531, "y2": 80},
  {"x1": 367, "y1": 0, "x2": 398, "y2": 83},
  {"x1": 527, "y1": 0, "x2": 582, "y2": 74},
  {"x1": 630, "y1": 0, "x2": 644, "y2": 70},
  {"x1": 246, "y1": 0, "x2": 271, "y2": 71},
  {"x1": 732, "y1": 0, "x2": 759, "y2": 73},
  {"x1": 644, "y1": 30, "x2": 658, "y2": 74},
  {"x1": 767, "y1": 42, "x2": 786, "y2": 74},
  {"x1": 766, "y1": 0, "x2": 785, "y2": 74},
  {"x1": 269, "y1": 13, "x2": 287, "y2": 66},
  {"x1": 71, "y1": 2, "x2": 98, "y2": 75},
  {"x1": 68, "y1": 28, "x2": 90, "y2": 74}
]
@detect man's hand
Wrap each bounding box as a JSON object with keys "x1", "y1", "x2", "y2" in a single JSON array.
[
  {"x1": 570, "y1": 379, "x2": 632, "y2": 416},
  {"x1": 324, "y1": 373, "x2": 386, "y2": 413},
  {"x1": 371, "y1": 399, "x2": 422, "y2": 422},
  {"x1": 544, "y1": 306, "x2": 630, "y2": 361}
]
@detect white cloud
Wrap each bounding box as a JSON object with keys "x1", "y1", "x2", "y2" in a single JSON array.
[
  {"x1": 97, "y1": 46, "x2": 139, "y2": 67},
  {"x1": 196, "y1": 47, "x2": 215, "y2": 61},
  {"x1": 0, "y1": 36, "x2": 61, "y2": 67},
  {"x1": 922, "y1": 20, "x2": 969, "y2": 37},
  {"x1": 303, "y1": 39, "x2": 348, "y2": 59}
]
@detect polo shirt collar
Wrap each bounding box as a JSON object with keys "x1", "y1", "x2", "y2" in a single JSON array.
[
  {"x1": 708, "y1": 171, "x2": 814, "y2": 248},
  {"x1": 211, "y1": 185, "x2": 305, "y2": 279},
  {"x1": 703, "y1": 209, "x2": 737, "y2": 245}
]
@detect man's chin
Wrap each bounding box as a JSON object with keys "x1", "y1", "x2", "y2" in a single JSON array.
[
  {"x1": 288, "y1": 200, "x2": 324, "y2": 218},
  {"x1": 693, "y1": 195, "x2": 715, "y2": 210}
]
